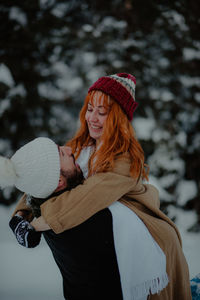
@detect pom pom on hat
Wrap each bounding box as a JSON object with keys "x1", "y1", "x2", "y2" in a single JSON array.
[
  {"x1": 0, "y1": 137, "x2": 60, "y2": 198},
  {"x1": 88, "y1": 73, "x2": 138, "y2": 121},
  {"x1": 0, "y1": 157, "x2": 17, "y2": 188}
]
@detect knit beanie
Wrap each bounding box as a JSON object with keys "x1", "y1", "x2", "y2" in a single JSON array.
[
  {"x1": 0, "y1": 137, "x2": 60, "y2": 198},
  {"x1": 88, "y1": 73, "x2": 138, "y2": 121}
]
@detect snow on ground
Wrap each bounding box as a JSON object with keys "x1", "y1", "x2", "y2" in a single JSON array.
[
  {"x1": 0, "y1": 204, "x2": 63, "y2": 300},
  {"x1": 0, "y1": 203, "x2": 199, "y2": 300}
]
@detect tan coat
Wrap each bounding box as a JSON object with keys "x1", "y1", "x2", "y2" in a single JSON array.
[{"x1": 12, "y1": 155, "x2": 192, "y2": 300}]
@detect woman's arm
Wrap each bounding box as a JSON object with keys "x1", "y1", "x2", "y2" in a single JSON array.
[
  {"x1": 40, "y1": 156, "x2": 143, "y2": 234},
  {"x1": 41, "y1": 172, "x2": 139, "y2": 233},
  {"x1": 12, "y1": 155, "x2": 143, "y2": 233}
]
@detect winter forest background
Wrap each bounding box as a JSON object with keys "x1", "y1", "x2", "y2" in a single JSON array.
[{"x1": 0, "y1": 1, "x2": 200, "y2": 299}]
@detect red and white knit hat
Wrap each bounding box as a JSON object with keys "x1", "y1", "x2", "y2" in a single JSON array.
[{"x1": 88, "y1": 73, "x2": 138, "y2": 121}]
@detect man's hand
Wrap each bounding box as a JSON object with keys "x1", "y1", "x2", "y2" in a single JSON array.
[
  {"x1": 15, "y1": 209, "x2": 33, "y2": 222},
  {"x1": 9, "y1": 215, "x2": 41, "y2": 248}
]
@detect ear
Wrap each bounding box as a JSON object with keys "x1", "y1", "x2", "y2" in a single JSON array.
[{"x1": 54, "y1": 175, "x2": 66, "y2": 193}]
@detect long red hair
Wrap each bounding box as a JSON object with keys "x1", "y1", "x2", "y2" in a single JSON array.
[{"x1": 66, "y1": 91, "x2": 149, "y2": 181}]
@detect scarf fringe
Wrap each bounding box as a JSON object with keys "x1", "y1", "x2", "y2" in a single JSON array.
[{"x1": 131, "y1": 272, "x2": 169, "y2": 300}]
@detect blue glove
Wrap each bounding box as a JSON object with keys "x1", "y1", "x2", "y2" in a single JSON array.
[
  {"x1": 190, "y1": 273, "x2": 200, "y2": 300},
  {"x1": 9, "y1": 215, "x2": 41, "y2": 248}
]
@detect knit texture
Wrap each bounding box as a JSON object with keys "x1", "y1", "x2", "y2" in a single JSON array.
[
  {"x1": 88, "y1": 73, "x2": 138, "y2": 121},
  {"x1": 5, "y1": 137, "x2": 60, "y2": 198}
]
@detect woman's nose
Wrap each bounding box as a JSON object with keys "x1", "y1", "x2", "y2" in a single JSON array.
[{"x1": 90, "y1": 111, "x2": 98, "y2": 122}]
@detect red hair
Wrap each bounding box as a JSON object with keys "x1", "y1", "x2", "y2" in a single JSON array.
[{"x1": 67, "y1": 91, "x2": 149, "y2": 181}]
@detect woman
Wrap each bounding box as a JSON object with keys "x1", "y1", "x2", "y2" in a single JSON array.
[
  {"x1": 12, "y1": 73, "x2": 192, "y2": 300},
  {"x1": 67, "y1": 73, "x2": 147, "y2": 182}
]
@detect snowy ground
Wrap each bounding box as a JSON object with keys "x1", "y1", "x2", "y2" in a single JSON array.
[
  {"x1": 0, "y1": 204, "x2": 63, "y2": 300},
  {"x1": 0, "y1": 204, "x2": 199, "y2": 300}
]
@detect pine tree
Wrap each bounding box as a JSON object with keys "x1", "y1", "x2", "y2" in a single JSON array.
[{"x1": 0, "y1": 0, "x2": 199, "y2": 231}]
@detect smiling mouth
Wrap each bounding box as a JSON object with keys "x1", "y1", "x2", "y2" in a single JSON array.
[{"x1": 89, "y1": 124, "x2": 102, "y2": 130}]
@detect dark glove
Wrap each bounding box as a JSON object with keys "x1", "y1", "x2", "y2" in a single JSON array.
[{"x1": 9, "y1": 215, "x2": 41, "y2": 248}]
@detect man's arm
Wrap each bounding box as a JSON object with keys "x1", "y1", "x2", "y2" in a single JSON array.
[
  {"x1": 11, "y1": 194, "x2": 34, "y2": 222},
  {"x1": 9, "y1": 213, "x2": 42, "y2": 248}
]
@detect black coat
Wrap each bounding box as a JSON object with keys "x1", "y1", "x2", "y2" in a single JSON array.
[{"x1": 43, "y1": 208, "x2": 123, "y2": 300}]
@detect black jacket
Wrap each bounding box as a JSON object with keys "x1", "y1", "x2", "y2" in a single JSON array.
[{"x1": 43, "y1": 208, "x2": 123, "y2": 300}]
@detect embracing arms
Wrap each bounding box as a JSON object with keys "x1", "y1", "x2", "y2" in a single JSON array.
[{"x1": 11, "y1": 156, "x2": 145, "y2": 233}]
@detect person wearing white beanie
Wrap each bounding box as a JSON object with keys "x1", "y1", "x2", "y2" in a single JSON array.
[
  {"x1": 0, "y1": 137, "x2": 60, "y2": 198},
  {"x1": 0, "y1": 137, "x2": 83, "y2": 198},
  {"x1": 0, "y1": 137, "x2": 83, "y2": 248}
]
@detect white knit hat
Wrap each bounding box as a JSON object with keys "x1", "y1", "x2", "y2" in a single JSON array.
[{"x1": 0, "y1": 137, "x2": 60, "y2": 198}]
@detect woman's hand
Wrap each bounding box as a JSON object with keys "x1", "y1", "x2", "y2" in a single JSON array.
[
  {"x1": 16, "y1": 211, "x2": 50, "y2": 231},
  {"x1": 30, "y1": 216, "x2": 51, "y2": 231}
]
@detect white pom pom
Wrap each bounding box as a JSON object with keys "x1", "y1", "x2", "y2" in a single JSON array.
[{"x1": 0, "y1": 156, "x2": 17, "y2": 188}]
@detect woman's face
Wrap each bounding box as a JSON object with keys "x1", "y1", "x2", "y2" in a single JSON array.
[{"x1": 85, "y1": 91, "x2": 109, "y2": 144}]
